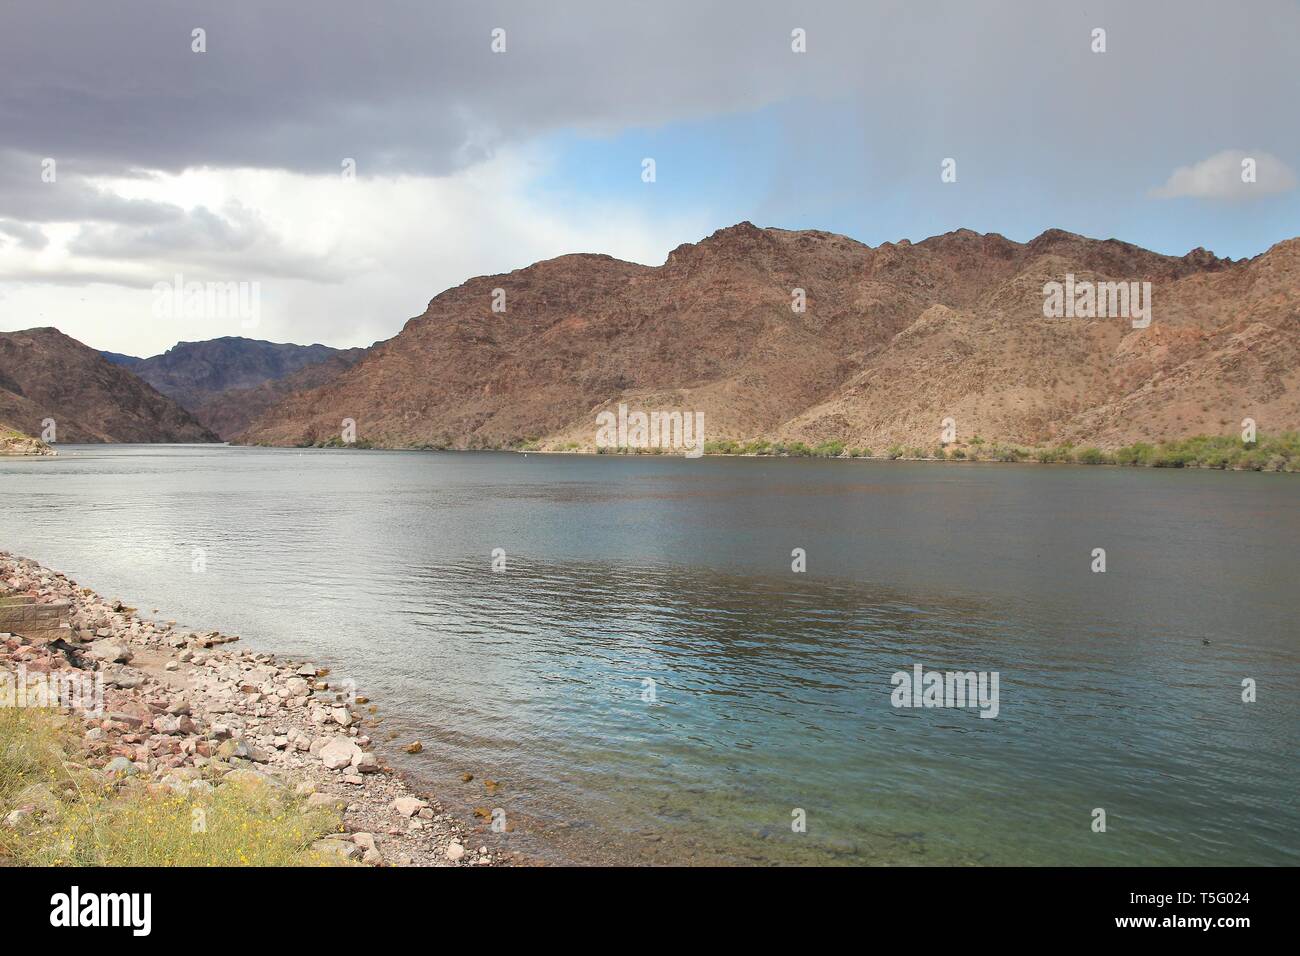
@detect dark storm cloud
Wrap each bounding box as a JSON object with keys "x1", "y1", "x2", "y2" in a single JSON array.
[
  {"x1": 3, "y1": 0, "x2": 1297, "y2": 189},
  {"x1": 0, "y1": 0, "x2": 819, "y2": 179},
  {"x1": 0, "y1": 151, "x2": 185, "y2": 224}
]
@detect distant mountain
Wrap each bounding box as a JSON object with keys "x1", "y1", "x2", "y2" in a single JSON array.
[
  {"x1": 100, "y1": 336, "x2": 365, "y2": 439},
  {"x1": 102, "y1": 337, "x2": 352, "y2": 412},
  {"x1": 99, "y1": 350, "x2": 145, "y2": 370},
  {"x1": 193, "y1": 348, "x2": 367, "y2": 438},
  {"x1": 0, "y1": 328, "x2": 217, "y2": 443},
  {"x1": 234, "y1": 222, "x2": 1300, "y2": 451}
]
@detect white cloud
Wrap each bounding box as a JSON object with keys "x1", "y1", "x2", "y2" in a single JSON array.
[
  {"x1": 1149, "y1": 150, "x2": 1296, "y2": 200},
  {"x1": 0, "y1": 147, "x2": 714, "y2": 356}
]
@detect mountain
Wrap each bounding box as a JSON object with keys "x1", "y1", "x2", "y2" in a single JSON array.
[
  {"x1": 232, "y1": 222, "x2": 1300, "y2": 452},
  {"x1": 0, "y1": 328, "x2": 217, "y2": 443},
  {"x1": 192, "y1": 348, "x2": 367, "y2": 439},
  {"x1": 100, "y1": 336, "x2": 365, "y2": 439},
  {"x1": 102, "y1": 337, "x2": 353, "y2": 414}
]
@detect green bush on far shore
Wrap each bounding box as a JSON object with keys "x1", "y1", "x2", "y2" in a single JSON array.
[{"x1": 694, "y1": 431, "x2": 1298, "y2": 472}]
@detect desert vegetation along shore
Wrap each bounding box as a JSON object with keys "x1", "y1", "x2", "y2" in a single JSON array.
[
  {"x1": 0, "y1": 424, "x2": 56, "y2": 457},
  {"x1": 0, "y1": 552, "x2": 498, "y2": 867},
  {"x1": 693, "y1": 431, "x2": 1300, "y2": 471},
  {"x1": 277, "y1": 429, "x2": 1300, "y2": 473}
]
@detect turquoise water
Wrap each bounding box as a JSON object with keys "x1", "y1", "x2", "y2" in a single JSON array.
[{"x1": 2, "y1": 445, "x2": 1297, "y2": 865}]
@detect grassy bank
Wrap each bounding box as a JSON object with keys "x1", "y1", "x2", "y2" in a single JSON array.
[
  {"x1": 696, "y1": 432, "x2": 1300, "y2": 471},
  {"x1": 0, "y1": 706, "x2": 342, "y2": 866}
]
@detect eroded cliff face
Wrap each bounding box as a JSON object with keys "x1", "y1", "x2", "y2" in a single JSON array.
[{"x1": 232, "y1": 223, "x2": 1297, "y2": 451}]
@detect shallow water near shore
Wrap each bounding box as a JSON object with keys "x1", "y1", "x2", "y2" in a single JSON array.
[{"x1": 3, "y1": 445, "x2": 1298, "y2": 865}]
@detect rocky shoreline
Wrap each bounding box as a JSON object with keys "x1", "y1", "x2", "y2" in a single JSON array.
[
  {"x1": 0, "y1": 426, "x2": 57, "y2": 456},
  {"x1": 0, "y1": 551, "x2": 506, "y2": 866}
]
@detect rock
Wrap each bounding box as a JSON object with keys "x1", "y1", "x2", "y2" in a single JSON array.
[
  {"x1": 306, "y1": 792, "x2": 349, "y2": 811},
  {"x1": 104, "y1": 668, "x2": 146, "y2": 689},
  {"x1": 330, "y1": 706, "x2": 353, "y2": 728},
  {"x1": 152, "y1": 715, "x2": 181, "y2": 734},
  {"x1": 86, "y1": 639, "x2": 132, "y2": 663},
  {"x1": 4, "y1": 808, "x2": 35, "y2": 828},
  {"x1": 13, "y1": 783, "x2": 59, "y2": 816},
  {"x1": 164, "y1": 661, "x2": 179, "y2": 672},
  {"x1": 221, "y1": 768, "x2": 279, "y2": 788},
  {"x1": 445, "y1": 842, "x2": 465, "y2": 862},
  {"x1": 215, "y1": 739, "x2": 253, "y2": 761},
  {"x1": 403, "y1": 741, "x2": 423, "y2": 754},
  {"x1": 353, "y1": 832, "x2": 383, "y2": 865},
  {"x1": 103, "y1": 756, "x2": 139, "y2": 777},
  {"x1": 311, "y1": 839, "x2": 361, "y2": 861},
  {"x1": 392, "y1": 796, "x2": 427, "y2": 817},
  {"x1": 318, "y1": 736, "x2": 359, "y2": 770},
  {"x1": 353, "y1": 752, "x2": 379, "y2": 774}
]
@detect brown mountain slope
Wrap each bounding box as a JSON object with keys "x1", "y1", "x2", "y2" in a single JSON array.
[
  {"x1": 234, "y1": 223, "x2": 1296, "y2": 452},
  {"x1": 0, "y1": 328, "x2": 217, "y2": 443}
]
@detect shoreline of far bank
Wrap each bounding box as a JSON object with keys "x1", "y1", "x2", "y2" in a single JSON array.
[{"x1": 217, "y1": 429, "x2": 1300, "y2": 473}]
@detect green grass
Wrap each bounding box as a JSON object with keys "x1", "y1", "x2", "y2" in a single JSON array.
[{"x1": 0, "y1": 707, "x2": 343, "y2": 867}]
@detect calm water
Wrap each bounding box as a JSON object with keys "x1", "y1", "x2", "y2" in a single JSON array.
[{"x1": 2, "y1": 445, "x2": 1297, "y2": 865}]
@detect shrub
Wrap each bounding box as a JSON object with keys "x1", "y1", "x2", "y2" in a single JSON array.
[
  {"x1": 0, "y1": 708, "x2": 342, "y2": 868},
  {"x1": 1073, "y1": 447, "x2": 1110, "y2": 465}
]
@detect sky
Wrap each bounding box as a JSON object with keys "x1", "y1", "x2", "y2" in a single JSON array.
[{"x1": 0, "y1": 0, "x2": 1296, "y2": 357}]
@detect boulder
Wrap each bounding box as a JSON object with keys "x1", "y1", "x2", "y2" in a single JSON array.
[
  {"x1": 319, "y1": 736, "x2": 359, "y2": 770},
  {"x1": 392, "y1": 796, "x2": 427, "y2": 817},
  {"x1": 311, "y1": 839, "x2": 361, "y2": 861},
  {"x1": 87, "y1": 639, "x2": 132, "y2": 664},
  {"x1": 305, "y1": 792, "x2": 348, "y2": 812}
]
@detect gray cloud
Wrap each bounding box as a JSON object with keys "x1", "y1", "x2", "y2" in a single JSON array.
[
  {"x1": 3, "y1": 0, "x2": 1294, "y2": 186},
  {"x1": 0, "y1": 151, "x2": 185, "y2": 224},
  {"x1": 0, "y1": 219, "x2": 49, "y2": 249}
]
